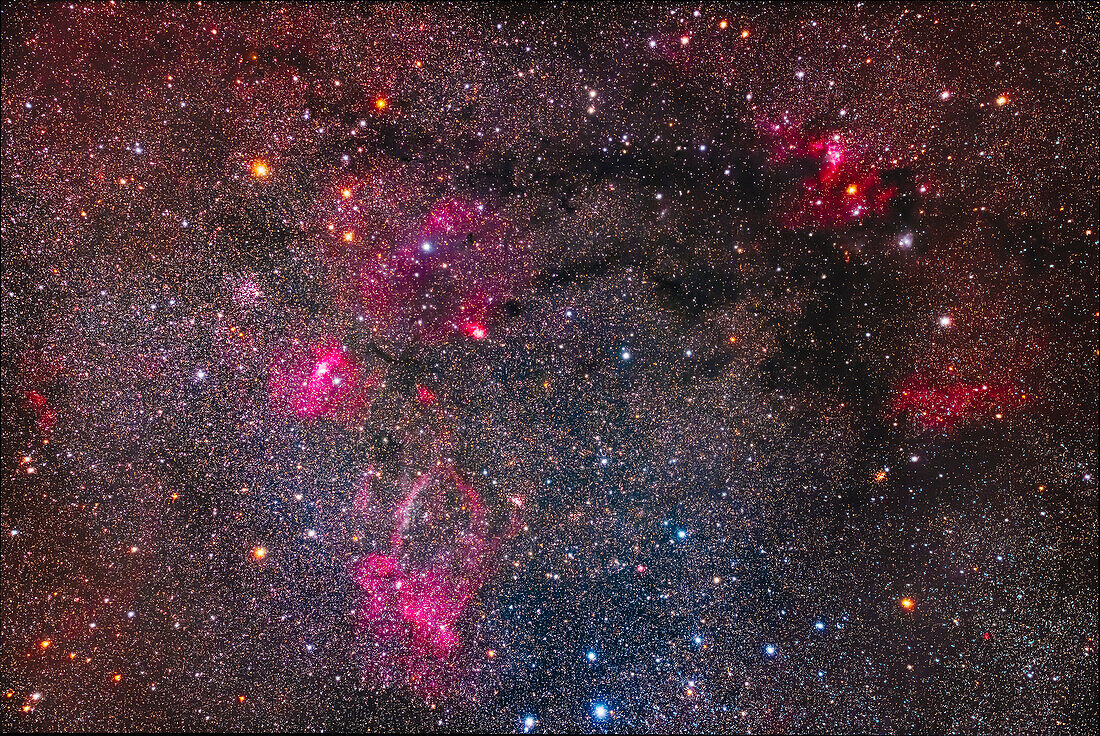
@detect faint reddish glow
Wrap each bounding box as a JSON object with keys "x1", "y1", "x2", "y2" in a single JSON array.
[
  {"x1": 23, "y1": 390, "x2": 56, "y2": 433},
  {"x1": 25, "y1": 390, "x2": 47, "y2": 410},
  {"x1": 416, "y1": 385, "x2": 437, "y2": 404},
  {"x1": 464, "y1": 322, "x2": 487, "y2": 340},
  {"x1": 339, "y1": 196, "x2": 525, "y2": 345},
  {"x1": 353, "y1": 470, "x2": 376, "y2": 514},
  {"x1": 892, "y1": 374, "x2": 1026, "y2": 430}
]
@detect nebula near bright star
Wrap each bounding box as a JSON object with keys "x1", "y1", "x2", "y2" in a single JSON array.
[{"x1": 2, "y1": 3, "x2": 1097, "y2": 733}]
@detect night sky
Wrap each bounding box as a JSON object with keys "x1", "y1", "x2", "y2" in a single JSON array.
[{"x1": 2, "y1": 3, "x2": 1097, "y2": 733}]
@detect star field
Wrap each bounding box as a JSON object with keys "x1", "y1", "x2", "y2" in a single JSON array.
[{"x1": 2, "y1": 3, "x2": 1097, "y2": 733}]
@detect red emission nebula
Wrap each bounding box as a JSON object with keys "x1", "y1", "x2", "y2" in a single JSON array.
[
  {"x1": 892, "y1": 374, "x2": 1027, "y2": 430},
  {"x1": 352, "y1": 468, "x2": 520, "y2": 696},
  {"x1": 268, "y1": 338, "x2": 380, "y2": 423}
]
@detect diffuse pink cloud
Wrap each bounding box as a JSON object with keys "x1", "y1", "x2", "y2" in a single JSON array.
[
  {"x1": 318, "y1": 181, "x2": 527, "y2": 346},
  {"x1": 352, "y1": 467, "x2": 520, "y2": 698}
]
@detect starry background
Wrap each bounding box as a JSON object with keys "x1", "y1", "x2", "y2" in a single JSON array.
[{"x1": 1, "y1": 2, "x2": 1097, "y2": 733}]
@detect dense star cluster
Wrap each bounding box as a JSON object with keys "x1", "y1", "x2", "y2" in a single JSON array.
[{"x1": 2, "y1": 3, "x2": 1097, "y2": 733}]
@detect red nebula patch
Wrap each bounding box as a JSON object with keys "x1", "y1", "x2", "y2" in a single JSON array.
[
  {"x1": 892, "y1": 374, "x2": 1026, "y2": 430},
  {"x1": 352, "y1": 468, "x2": 520, "y2": 698},
  {"x1": 462, "y1": 321, "x2": 487, "y2": 340},
  {"x1": 764, "y1": 125, "x2": 895, "y2": 229},
  {"x1": 782, "y1": 165, "x2": 895, "y2": 230},
  {"x1": 24, "y1": 390, "x2": 56, "y2": 433},
  {"x1": 268, "y1": 338, "x2": 378, "y2": 422},
  {"x1": 420, "y1": 198, "x2": 488, "y2": 241},
  {"x1": 416, "y1": 385, "x2": 437, "y2": 405},
  {"x1": 17, "y1": 348, "x2": 66, "y2": 435}
]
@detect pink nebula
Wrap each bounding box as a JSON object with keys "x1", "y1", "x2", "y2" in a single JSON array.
[
  {"x1": 352, "y1": 467, "x2": 519, "y2": 698},
  {"x1": 16, "y1": 347, "x2": 67, "y2": 435},
  {"x1": 330, "y1": 193, "x2": 524, "y2": 346},
  {"x1": 463, "y1": 321, "x2": 487, "y2": 340},
  {"x1": 268, "y1": 338, "x2": 378, "y2": 422},
  {"x1": 416, "y1": 385, "x2": 437, "y2": 405},
  {"x1": 24, "y1": 390, "x2": 56, "y2": 433}
]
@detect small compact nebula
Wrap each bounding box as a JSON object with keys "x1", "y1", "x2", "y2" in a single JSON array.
[
  {"x1": 462, "y1": 320, "x2": 488, "y2": 340},
  {"x1": 268, "y1": 338, "x2": 379, "y2": 422},
  {"x1": 416, "y1": 385, "x2": 437, "y2": 405},
  {"x1": 352, "y1": 468, "x2": 519, "y2": 698}
]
